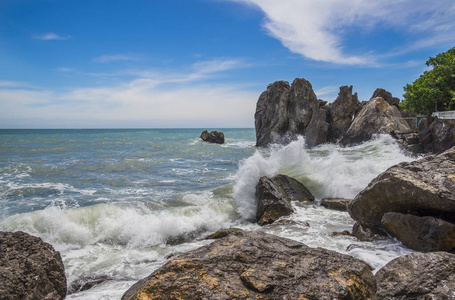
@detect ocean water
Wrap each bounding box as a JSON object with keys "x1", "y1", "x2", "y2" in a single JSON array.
[{"x1": 0, "y1": 129, "x2": 416, "y2": 299}]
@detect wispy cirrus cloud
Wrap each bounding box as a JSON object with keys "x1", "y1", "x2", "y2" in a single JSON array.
[
  {"x1": 33, "y1": 32, "x2": 71, "y2": 40},
  {"x1": 229, "y1": 0, "x2": 455, "y2": 65}
]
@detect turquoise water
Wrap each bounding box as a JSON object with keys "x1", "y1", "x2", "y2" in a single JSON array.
[{"x1": 0, "y1": 129, "x2": 416, "y2": 299}]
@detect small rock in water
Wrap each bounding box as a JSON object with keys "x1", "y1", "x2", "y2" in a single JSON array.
[
  {"x1": 320, "y1": 198, "x2": 351, "y2": 211},
  {"x1": 200, "y1": 130, "x2": 224, "y2": 144},
  {"x1": 204, "y1": 228, "x2": 244, "y2": 240}
]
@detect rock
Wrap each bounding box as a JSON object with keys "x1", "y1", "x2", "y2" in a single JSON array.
[
  {"x1": 351, "y1": 222, "x2": 387, "y2": 242},
  {"x1": 254, "y1": 78, "x2": 323, "y2": 147},
  {"x1": 68, "y1": 276, "x2": 112, "y2": 294},
  {"x1": 418, "y1": 117, "x2": 455, "y2": 154},
  {"x1": 328, "y1": 85, "x2": 360, "y2": 142},
  {"x1": 256, "y1": 175, "x2": 314, "y2": 226},
  {"x1": 375, "y1": 252, "x2": 455, "y2": 299},
  {"x1": 320, "y1": 198, "x2": 352, "y2": 211},
  {"x1": 0, "y1": 231, "x2": 67, "y2": 300},
  {"x1": 339, "y1": 97, "x2": 410, "y2": 146},
  {"x1": 348, "y1": 147, "x2": 455, "y2": 251},
  {"x1": 381, "y1": 212, "x2": 455, "y2": 252},
  {"x1": 371, "y1": 88, "x2": 400, "y2": 107},
  {"x1": 122, "y1": 230, "x2": 377, "y2": 300},
  {"x1": 304, "y1": 107, "x2": 329, "y2": 148},
  {"x1": 200, "y1": 130, "x2": 224, "y2": 144},
  {"x1": 204, "y1": 228, "x2": 244, "y2": 240}
]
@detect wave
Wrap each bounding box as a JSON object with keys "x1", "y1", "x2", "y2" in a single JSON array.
[{"x1": 233, "y1": 135, "x2": 415, "y2": 220}]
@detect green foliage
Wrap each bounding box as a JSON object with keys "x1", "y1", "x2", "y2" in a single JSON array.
[{"x1": 401, "y1": 47, "x2": 455, "y2": 115}]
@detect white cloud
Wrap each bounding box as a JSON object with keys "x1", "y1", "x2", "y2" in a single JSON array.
[
  {"x1": 0, "y1": 59, "x2": 257, "y2": 128},
  {"x1": 229, "y1": 0, "x2": 455, "y2": 65},
  {"x1": 92, "y1": 54, "x2": 143, "y2": 63},
  {"x1": 33, "y1": 32, "x2": 70, "y2": 40}
]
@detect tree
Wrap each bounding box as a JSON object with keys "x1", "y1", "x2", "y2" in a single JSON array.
[{"x1": 401, "y1": 47, "x2": 455, "y2": 115}]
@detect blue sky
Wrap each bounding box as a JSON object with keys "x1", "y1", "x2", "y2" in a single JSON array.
[{"x1": 1, "y1": 0, "x2": 454, "y2": 128}]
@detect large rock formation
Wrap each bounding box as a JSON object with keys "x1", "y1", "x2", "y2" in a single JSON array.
[
  {"x1": 254, "y1": 78, "x2": 325, "y2": 148},
  {"x1": 328, "y1": 85, "x2": 360, "y2": 142},
  {"x1": 255, "y1": 175, "x2": 314, "y2": 226},
  {"x1": 0, "y1": 231, "x2": 67, "y2": 300},
  {"x1": 348, "y1": 146, "x2": 455, "y2": 251},
  {"x1": 200, "y1": 130, "x2": 225, "y2": 144},
  {"x1": 339, "y1": 97, "x2": 410, "y2": 146},
  {"x1": 375, "y1": 252, "x2": 455, "y2": 299},
  {"x1": 122, "y1": 230, "x2": 377, "y2": 300},
  {"x1": 254, "y1": 78, "x2": 409, "y2": 148}
]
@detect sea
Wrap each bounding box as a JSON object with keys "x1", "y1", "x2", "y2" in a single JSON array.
[{"x1": 0, "y1": 128, "x2": 416, "y2": 299}]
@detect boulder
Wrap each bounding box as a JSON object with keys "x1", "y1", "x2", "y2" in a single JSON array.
[
  {"x1": 254, "y1": 78, "x2": 324, "y2": 147},
  {"x1": 418, "y1": 117, "x2": 455, "y2": 154},
  {"x1": 0, "y1": 231, "x2": 67, "y2": 300},
  {"x1": 304, "y1": 107, "x2": 329, "y2": 148},
  {"x1": 348, "y1": 146, "x2": 455, "y2": 251},
  {"x1": 122, "y1": 231, "x2": 377, "y2": 300},
  {"x1": 340, "y1": 97, "x2": 410, "y2": 146},
  {"x1": 328, "y1": 85, "x2": 360, "y2": 142},
  {"x1": 375, "y1": 252, "x2": 455, "y2": 299},
  {"x1": 256, "y1": 175, "x2": 314, "y2": 226},
  {"x1": 200, "y1": 130, "x2": 224, "y2": 144},
  {"x1": 320, "y1": 198, "x2": 351, "y2": 211},
  {"x1": 204, "y1": 228, "x2": 244, "y2": 240},
  {"x1": 371, "y1": 88, "x2": 400, "y2": 107},
  {"x1": 381, "y1": 212, "x2": 455, "y2": 252}
]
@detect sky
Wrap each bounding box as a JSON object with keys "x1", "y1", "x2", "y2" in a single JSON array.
[{"x1": 0, "y1": 0, "x2": 454, "y2": 128}]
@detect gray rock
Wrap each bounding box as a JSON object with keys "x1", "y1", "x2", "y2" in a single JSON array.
[
  {"x1": 254, "y1": 78, "x2": 323, "y2": 147},
  {"x1": 375, "y1": 252, "x2": 455, "y2": 299},
  {"x1": 122, "y1": 230, "x2": 377, "y2": 300},
  {"x1": 305, "y1": 107, "x2": 329, "y2": 148},
  {"x1": 418, "y1": 117, "x2": 455, "y2": 154},
  {"x1": 256, "y1": 175, "x2": 314, "y2": 226},
  {"x1": 381, "y1": 212, "x2": 455, "y2": 252},
  {"x1": 200, "y1": 130, "x2": 225, "y2": 144},
  {"x1": 371, "y1": 88, "x2": 400, "y2": 107},
  {"x1": 0, "y1": 231, "x2": 67, "y2": 300},
  {"x1": 340, "y1": 97, "x2": 410, "y2": 146},
  {"x1": 328, "y1": 85, "x2": 360, "y2": 142}
]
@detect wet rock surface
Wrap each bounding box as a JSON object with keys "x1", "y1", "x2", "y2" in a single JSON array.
[
  {"x1": 255, "y1": 174, "x2": 314, "y2": 226},
  {"x1": 0, "y1": 231, "x2": 67, "y2": 300},
  {"x1": 200, "y1": 130, "x2": 225, "y2": 144},
  {"x1": 320, "y1": 198, "x2": 352, "y2": 211},
  {"x1": 122, "y1": 230, "x2": 377, "y2": 300},
  {"x1": 375, "y1": 252, "x2": 455, "y2": 299},
  {"x1": 348, "y1": 146, "x2": 455, "y2": 251}
]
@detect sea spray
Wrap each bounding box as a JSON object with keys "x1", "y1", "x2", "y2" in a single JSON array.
[{"x1": 233, "y1": 134, "x2": 415, "y2": 220}]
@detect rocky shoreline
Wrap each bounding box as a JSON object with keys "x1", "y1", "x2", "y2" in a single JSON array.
[{"x1": 2, "y1": 77, "x2": 455, "y2": 299}]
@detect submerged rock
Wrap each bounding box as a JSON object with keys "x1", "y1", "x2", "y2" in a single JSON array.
[
  {"x1": 0, "y1": 231, "x2": 67, "y2": 300},
  {"x1": 375, "y1": 252, "x2": 455, "y2": 299},
  {"x1": 122, "y1": 231, "x2": 377, "y2": 300},
  {"x1": 200, "y1": 130, "x2": 224, "y2": 144},
  {"x1": 348, "y1": 146, "x2": 455, "y2": 251},
  {"x1": 256, "y1": 174, "x2": 314, "y2": 226}
]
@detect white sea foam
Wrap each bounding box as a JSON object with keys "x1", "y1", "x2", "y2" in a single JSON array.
[{"x1": 233, "y1": 135, "x2": 415, "y2": 220}]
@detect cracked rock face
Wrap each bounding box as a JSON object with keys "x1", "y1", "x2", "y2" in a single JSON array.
[
  {"x1": 0, "y1": 231, "x2": 67, "y2": 300},
  {"x1": 122, "y1": 230, "x2": 377, "y2": 300}
]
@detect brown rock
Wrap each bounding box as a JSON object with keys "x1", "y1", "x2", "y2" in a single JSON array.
[
  {"x1": 375, "y1": 252, "x2": 455, "y2": 299},
  {"x1": 122, "y1": 231, "x2": 377, "y2": 300},
  {"x1": 320, "y1": 198, "x2": 352, "y2": 211},
  {"x1": 200, "y1": 130, "x2": 225, "y2": 144},
  {"x1": 381, "y1": 212, "x2": 455, "y2": 252},
  {"x1": 0, "y1": 231, "x2": 67, "y2": 300}
]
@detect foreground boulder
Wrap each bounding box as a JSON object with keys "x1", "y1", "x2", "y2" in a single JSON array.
[
  {"x1": 339, "y1": 97, "x2": 410, "y2": 146},
  {"x1": 256, "y1": 175, "x2": 314, "y2": 226},
  {"x1": 122, "y1": 231, "x2": 377, "y2": 300},
  {"x1": 348, "y1": 146, "x2": 455, "y2": 251},
  {"x1": 200, "y1": 130, "x2": 224, "y2": 144},
  {"x1": 0, "y1": 231, "x2": 67, "y2": 299},
  {"x1": 375, "y1": 252, "x2": 455, "y2": 299}
]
